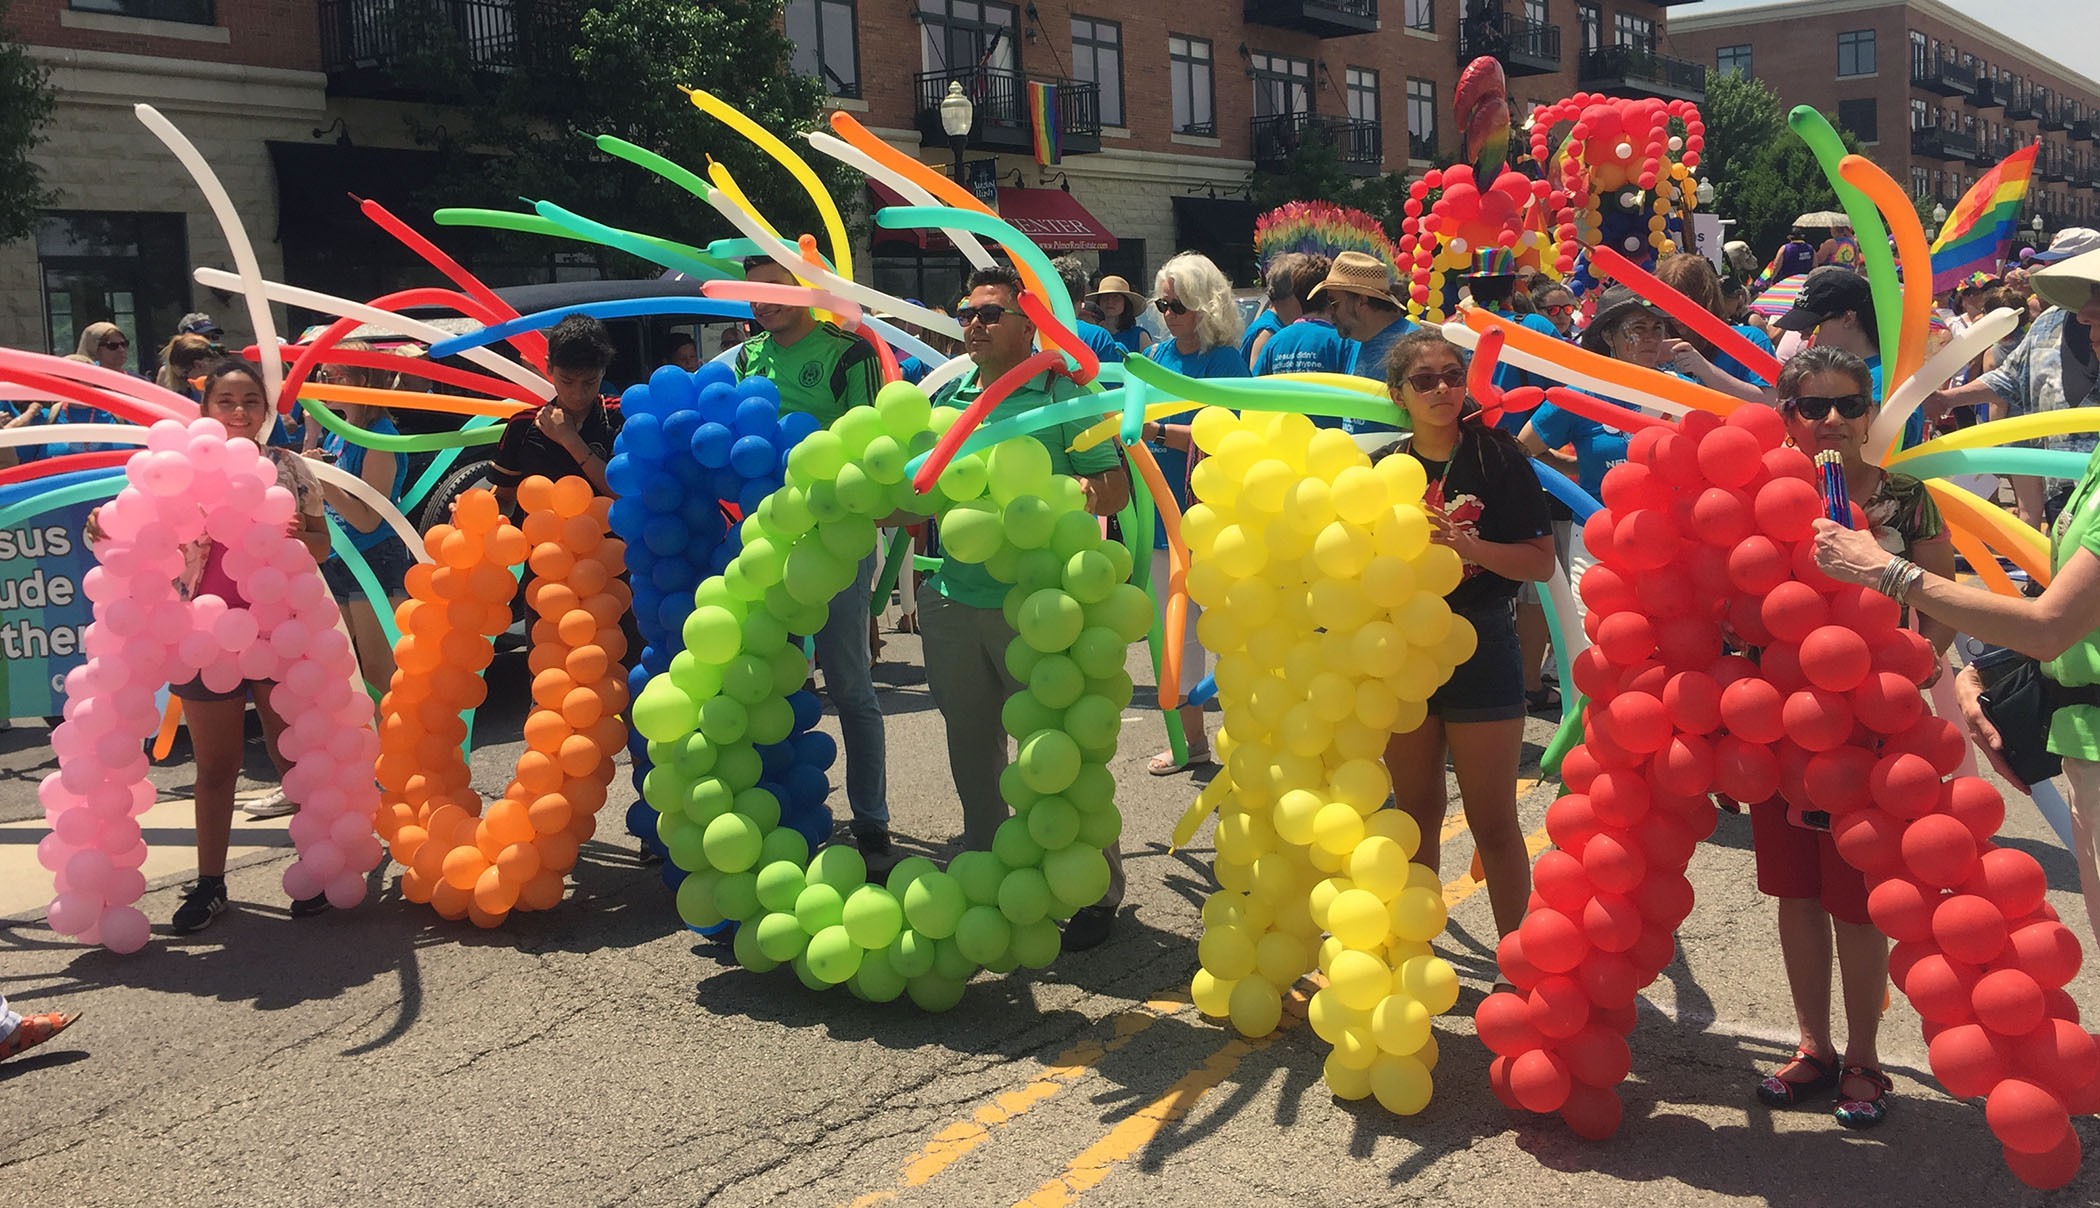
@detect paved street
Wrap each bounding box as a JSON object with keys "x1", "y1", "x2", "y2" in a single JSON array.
[{"x1": 1, "y1": 624, "x2": 2095, "y2": 1207}]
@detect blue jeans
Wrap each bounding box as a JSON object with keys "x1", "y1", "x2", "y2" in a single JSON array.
[{"x1": 814, "y1": 551, "x2": 888, "y2": 835}]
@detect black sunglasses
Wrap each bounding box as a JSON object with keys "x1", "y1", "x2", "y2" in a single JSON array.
[
  {"x1": 101, "y1": 338, "x2": 129, "y2": 349},
  {"x1": 1153, "y1": 298, "x2": 1190, "y2": 315},
  {"x1": 955, "y1": 304, "x2": 1010, "y2": 326},
  {"x1": 1405, "y1": 366, "x2": 1467, "y2": 393},
  {"x1": 1783, "y1": 393, "x2": 1874, "y2": 421}
]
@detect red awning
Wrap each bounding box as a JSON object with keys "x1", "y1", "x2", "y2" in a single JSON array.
[{"x1": 868, "y1": 182, "x2": 1117, "y2": 253}]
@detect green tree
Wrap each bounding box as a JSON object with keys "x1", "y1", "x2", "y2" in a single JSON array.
[
  {"x1": 398, "y1": 0, "x2": 838, "y2": 269},
  {"x1": 0, "y1": 0, "x2": 58, "y2": 242},
  {"x1": 1698, "y1": 72, "x2": 1863, "y2": 262}
]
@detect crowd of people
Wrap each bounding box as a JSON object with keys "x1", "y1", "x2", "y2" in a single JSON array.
[{"x1": 7, "y1": 225, "x2": 2100, "y2": 1128}]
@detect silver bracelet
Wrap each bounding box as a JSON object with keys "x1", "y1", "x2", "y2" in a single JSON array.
[
  {"x1": 1892, "y1": 561, "x2": 1926, "y2": 606},
  {"x1": 1876, "y1": 556, "x2": 1914, "y2": 600}
]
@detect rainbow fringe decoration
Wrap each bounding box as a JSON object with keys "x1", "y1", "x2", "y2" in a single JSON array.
[
  {"x1": 1028, "y1": 81, "x2": 1060, "y2": 166},
  {"x1": 1253, "y1": 200, "x2": 1398, "y2": 274},
  {"x1": 1930, "y1": 142, "x2": 2037, "y2": 293}
]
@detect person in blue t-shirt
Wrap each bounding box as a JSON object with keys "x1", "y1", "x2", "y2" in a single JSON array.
[
  {"x1": 1241, "y1": 253, "x2": 1313, "y2": 370},
  {"x1": 1491, "y1": 279, "x2": 1579, "y2": 433},
  {"x1": 1088, "y1": 275, "x2": 1156, "y2": 357},
  {"x1": 1772, "y1": 265, "x2": 1893, "y2": 430},
  {"x1": 1053, "y1": 255, "x2": 1126, "y2": 365},
  {"x1": 1256, "y1": 253, "x2": 1354, "y2": 385},
  {"x1": 1138, "y1": 252, "x2": 1247, "y2": 775},
  {"x1": 1316, "y1": 250, "x2": 1413, "y2": 447}
]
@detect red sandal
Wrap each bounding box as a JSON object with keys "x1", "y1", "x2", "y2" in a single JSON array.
[
  {"x1": 0, "y1": 1011, "x2": 81, "y2": 1062},
  {"x1": 1755, "y1": 1048, "x2": 1840, "y2": 1107}
]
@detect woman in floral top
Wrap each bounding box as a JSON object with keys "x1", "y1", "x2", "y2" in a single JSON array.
[
  {"x1": 1750, "y1": 345, "x2": 1954, "y2": 1131},
  {"x1": 86, "y1": 361, "x2": 332, "y2": 933}
]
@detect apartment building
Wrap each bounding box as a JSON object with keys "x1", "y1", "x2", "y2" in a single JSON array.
[{"x1": 1672, "y1": 0, "x2": 2100, "y2": 241}]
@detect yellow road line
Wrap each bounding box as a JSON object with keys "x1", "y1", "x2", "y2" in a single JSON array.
[
  {"x1": 1012, "y1": 991, "x2": 1312, "y2": 1208},
  {"x1": 843, "y1": 998, "x2": 1193, "y2": 1208},
  {"x1": 1443, "y1": 825, "x2": 1554, "y2": 908}
]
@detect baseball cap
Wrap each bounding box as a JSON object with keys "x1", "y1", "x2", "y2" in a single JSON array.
[
  {"x1": 1774, "y1": 266, "x2": 1875, "y2": 333},
  {"x1": 177, "y1": 312, "x2": 223, "y2": 337}
]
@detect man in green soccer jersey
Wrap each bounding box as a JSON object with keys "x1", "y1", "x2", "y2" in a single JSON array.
[{"x1": 734, "y1": 259, "x2": 894, "y2": 867}]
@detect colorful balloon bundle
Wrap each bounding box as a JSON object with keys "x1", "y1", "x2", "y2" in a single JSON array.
[
  {"x1": 1174, "y1": 410, "x2": 1467, "y2": 1114},
  {"x1": 42, "y1": 417, "x2": 382, "y2": 952},
  {"x1": 374, "y1": 477, "x2": 628, "y2": 926},
  {"x1": 1253, "y1": 200, "x2": 1400, "y2": 276},
  {"x1": 1479, "y1": 406, "x2": 2093, "y2": 1187},
  {"x1": 610, "y1": 363, "x2": 839, "y2": 884},
  {"x1": 1528, "y1": 93, "x2": 1705, "y2": 276},
  {"x1": 1397, "y1": 165, "x2": 1575, "y2": 323},
  {"x1": 630, "y1": 381, "x2": 1148, "y2": 1007},
  {"x1": 1455, "y1": 56, "x2": 1513, "y2": 184}
]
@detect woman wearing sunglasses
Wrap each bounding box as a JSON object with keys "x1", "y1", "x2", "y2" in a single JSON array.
[
  {"x1": 1138, "y1": 252, "x2": 1247, "y2": 775},
  {"x1": 1372, "y1": 330, "x2": 1555, "y2": 942},
  {"x1": 1749, "y1": 345, "x2": 1953, "y2": 1130},
  {"x1": 75, "y1": 321, "x2": 137, "y2": 377}
]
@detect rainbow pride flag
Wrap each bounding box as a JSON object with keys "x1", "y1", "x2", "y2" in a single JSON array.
[
  {"x1": 1027, "y1": 80, "x2": 1060, "y2": 166},
  {"x1": 1930, "y1": 142, "x2": 2038, "y2": 293}
]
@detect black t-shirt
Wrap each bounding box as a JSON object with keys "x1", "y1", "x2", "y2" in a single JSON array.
[
  {"x1": 1373, "y1": 423, "x2": 1553, "y2": 615},
  {"x1": 489, "y1": 397, "x2": 623, "y2": 495}
]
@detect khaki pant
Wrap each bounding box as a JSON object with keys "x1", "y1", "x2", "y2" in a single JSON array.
[
  {"x1": 2059, "y1": 756, "x2": 2100, "y2": 947},
  {"x1": 920, "y1": 590, "x2": 1124, "y2": 909}
]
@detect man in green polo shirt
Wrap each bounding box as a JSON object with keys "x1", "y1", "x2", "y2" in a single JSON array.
[
  {"x1": 734, "y1": 257, "x2": 894, "y2": 866},
  {"x1": 927, "y1": 265, "x2": 1132, "y2": 949}
]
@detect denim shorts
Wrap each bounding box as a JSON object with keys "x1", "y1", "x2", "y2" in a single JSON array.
[
  {"x1": 1426, "y1": 600, "x2": 1527, "y2": 724},
  {"x1": 322, "y1": 536, "x2": 411, "y2": 602}
]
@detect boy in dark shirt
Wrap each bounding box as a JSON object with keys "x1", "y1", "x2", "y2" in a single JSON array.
[{"x1": 491, "y1": 314, "x2": 622, "y2": 511}]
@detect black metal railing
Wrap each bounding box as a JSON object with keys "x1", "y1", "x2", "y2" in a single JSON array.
[
  {"x1": 1971, "y1": 77, "x2": 2002, "y2": 109},
  {"x1": 1910, "y1": 55, "x2": 1976, "y2": 95},
  {"x1": 2039, "y1": 99, "x2": 2069, "y2": 131},
  {"x1": 2006, "y1": 90, "x2": 2039, "y2": 122},
  {"x1": 1251, "y1": 112, "x2": 1382, "y2": 174},
  {"x1": 2071, "y1": 117, "x2": 2094, "y2": 142},
  {"x1": 319, "y1": 0, "x2": 575, "y2": 85},
  {"x1": 1243, "y1": 0, "x2": 1379, "y2": 38},
  {"x1": 913, "y1": 66, "x2": 1102, "y2": 146},
  {"x1": 1577, "y1": 45, "x2": 1706, "y2": 99},
  {"x1": 1456, "y1": 11, "x2": 1562, "y2": 74},
  {"x1": 1911, "y1": 125, "x2": 1979, "y2": 161}
]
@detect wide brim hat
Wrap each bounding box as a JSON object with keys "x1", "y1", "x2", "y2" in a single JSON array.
[
  {"x1": 1084, "y1": 275, "x2": 1147, "y2": 312},
  {"x1": 2031, "y1": 246, "x2": 2100, "y2": 313},
  {"x1": 1578, "y1": 285, "x2": 1666, "y2": 353},
  {"x1": 1308, "y1": 250, "x2": 1402, "y2": 307}
]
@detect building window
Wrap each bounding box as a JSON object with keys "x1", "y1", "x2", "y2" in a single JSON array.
[
  {"x1": 1407, "y1": 76, "x2": 1437, "y2": 162},
  {"x1": 1070, "y1": 16, "x2": 1122, "y2": 127},
  {"x1": 1346, "y1": 67, "x2": 1379, "y2": 126},
  {"x1": 1523, "y1": 0, "x2": 1545, "y2": 23},
  {"x1": 1168, "y1": 35, "x2": 1214, "y2": 136},
  {"x1": 37, "y1": 211, "x2": 192, "y2": 374},
  {"x1": 1909, "y1": 28, "x2": 1926, "y2": 75},
  {"x1": 784, "y1": 0, "x2": 860, "y2": 99},
  {"x1": 1249, "y1": 50, "x2": 1312, "y2": 119},
  {"x1": 918, "y1": 0, "x2": 1018, "y2": 76},
  {"x1": 1406, "y1": 0, "x2": 1433, "y2": 32},
  {"x1": 67, "y1": 0, "x2": 214, "y2": 23},
  {"x1": 1837, "y1": 29, "x2": 1874, "y2": 78},
  {"x1": 1911, "y1": 166, "x2": 1929, "y2": 198},
  {"x1": 1716, "y1": 44, "x2": 1751, "y2": 78},
  {"x1": 1577, "y1": 3, "x2": 1600, "y2": 52},
  {"x1": 1837, "y1": 98, "x2": 1878, "y2": 144},
  {"x1": 1911, "y1": 98, "x2": 1928, "y2": 130},
  {"x1": 1613, "y1": 12, "x2": 1653, "y2": 52}
]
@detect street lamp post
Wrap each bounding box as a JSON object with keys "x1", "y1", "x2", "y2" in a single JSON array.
[
  {"x1": 1930, "y1": 203, "x2": 1947, "y2": 243},
  {"x1": 940, "y1": 81, "x2": 974, "y2": 185}
]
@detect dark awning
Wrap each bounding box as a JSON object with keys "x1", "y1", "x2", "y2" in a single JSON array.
[{"x1": 869, "y1": 181, "x2": 1118, "y2": 252}]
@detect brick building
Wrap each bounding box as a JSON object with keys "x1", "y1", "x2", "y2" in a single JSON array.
[
  {"x1": 808, "y1": 0, "x2": 1714, "y2": 303},
  {"x1": 1672, "y1": 0, "x2": 2100, "y2": 245},
  {"x1": 2, "y1": 0, "x2": 1717, "y2": 364}
]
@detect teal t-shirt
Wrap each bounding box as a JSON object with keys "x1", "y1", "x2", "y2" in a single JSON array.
[
  {"x1": 929, "y1": 367, "x2": 1122, "y2": 608},
  {"x1": 2045, "y1": 445, "x2": 2100, "y2": 759}
]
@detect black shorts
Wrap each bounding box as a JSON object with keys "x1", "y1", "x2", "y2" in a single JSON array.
[
  {"x1": 322, "y1": 536, "x2": 412, "y2": 602},
  {"x1": 171, "y1": 676, "x2": 271, "y2": 703},
  {"x1": 1426, "y1": 601, "x2": 1527, "y2": 724}
]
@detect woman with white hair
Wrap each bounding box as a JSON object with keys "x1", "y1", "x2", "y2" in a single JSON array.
[{"x1": 1137, "y1": 251, "x2": 1246, "y2": 774}]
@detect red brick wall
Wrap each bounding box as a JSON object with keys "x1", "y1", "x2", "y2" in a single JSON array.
[
  {"x1": 9, "y1": 0, "x2": 322, "y2": 72},
  {"x1": 851, "y1": 0, "x2": 1689, "y2": 173}
]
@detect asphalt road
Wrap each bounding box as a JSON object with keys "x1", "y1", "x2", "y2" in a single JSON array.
[{"x1": 1, "y1": 624, "x2": 2096, "y2": 1207}]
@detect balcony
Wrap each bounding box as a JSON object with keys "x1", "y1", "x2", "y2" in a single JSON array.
[
  {"x1": 913, "y1": 67, "x2": 1101, "y2": 158},
  {"x1": 1911, "y1": 56, "x2": 1976, "y2": 97},
  {"x1": 2039, "y1": 101, "x2": 2069, "y2": 132},
  {"x1": 1911, "y1": 125, "x2": 1979, "y2": 162},
  {"x1": 319, "y1": 0, "x2": 575, "y2": 99},
  {"x1": 2005, "y1": 92, "x2": 2039, "y2": 122},
  {"x1": 1971, "y1": 77, "x2": 2003, "y2": 109},
  {"x1": 1243, "y1": 0, "x2": 1378, "y2": 38},
  {"x1": 2072, "y1": 117, "x2": 2094, "y2": 142},
  {"x1": 1577, "y1": 45, "x2": 1706, "y2": 104},
  {"x1": 1251, "y1": 112, "x2": 1383, "y2": 176},
  {"x1": 2040, "y1": 152, "x2": 2069, "y2": 182},
  {"x1": 1456, "y1": 11, "x2": 1561, "y2": 77}
]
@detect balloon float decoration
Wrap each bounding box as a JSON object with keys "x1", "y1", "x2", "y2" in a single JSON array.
[
  {"x1": 1253, "y1": 201, "x2": 1401, "y2": 280},
  {"x1": 1526, "y1": 92, "x2": 1706, "y2": 289},
  {"x1": 1456, "y1": 56, "x2": 1513, "y2": 184},
  {"x1": 608, "y1": 364, "x2": 840, "y2": 872},
  {"x1": 43, "y1": 417, "x2": 385, "y2": 952},
  {"x1": 1173, "y1": 409, "x2": 1469, "y2": 1113},
  {"x1": 373, "y1": 476, "x2": 629, "y2": 926},
  {"x1": 627, "y1": 380, "x2": 1151, "y2": 1007}
]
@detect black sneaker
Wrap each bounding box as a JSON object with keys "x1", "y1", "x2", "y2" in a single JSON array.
[
  {"x1": 1061, "y1": 904, "x2": 1116, "y2": 951},
  {"x1": 289, "y1": 893, "x2": 332, "y2": 918},
  {"x1": 856, "y1": 829, "x2": 898, "y2": 880},
  {"x1": 171, "y1": 879, "x2": 228, "y2": 934}
]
